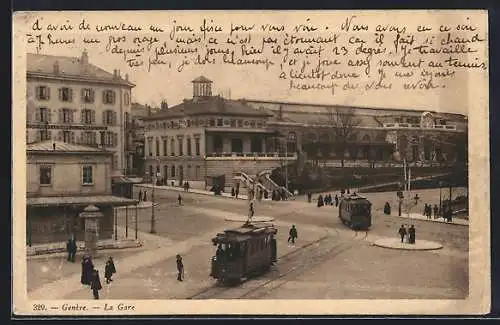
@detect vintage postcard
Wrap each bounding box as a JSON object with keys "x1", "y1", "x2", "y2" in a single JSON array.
[{"x1": 12, "y1": 10, "x2": 490, "y2": 316}]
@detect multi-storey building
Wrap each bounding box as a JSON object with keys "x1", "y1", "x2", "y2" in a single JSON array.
[
  {"x1": 26, "y1": 51, "x2": 135, "y2": 176},
  {"x1": 143, "y1": 76, "x2": 467, "y2": 195},
  {"x1": 26, "y1": 141, "x2": 137, "y2": 245}
]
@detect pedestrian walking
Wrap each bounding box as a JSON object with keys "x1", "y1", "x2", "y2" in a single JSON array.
[
  {"x1": 104, "y1": 257, "x2": 116, "y2": 284},
  {"x1": 414, "y1": 194, "x2": 420, "y2": 205},
  {"x1": 384, "y1": 202, "x2": 391, "y2": 215},
  {"x1": 288, "y1": 225, "x2": 298, "y2": 245},
  {"x1": 307, "y1": 192, "x2": 312, "y2": 203},
  {"x1": 408, "y1": 225, "x2": 416, "y2": 244},
  {"x1": 317, "y1": 194, "x2": 324, "y2": 207},
  {"x1": 178, "y1": 193, "x2": 182, "y2": 205},
  {"x1": 398, "y1": 224, "x2": 407, "y2": 243},
  {"x1": 231, "y1": 187, "x2": 235, "y2": 197},
  {"x1": 138, "y1": 189, "x2": 143, "y2": 202},
  {"x1": 143, "y1": 190, "x2": 148, "y2": 202},
  {"x1": 66, "y1": 237, "x2": 77, "y2": 262},
  {"x1": 433, "y1": 204, "x2": 439, "y2": 219},
  {"x1": 335, "y1": 194, "x2": 339, "y2": 207},
  {"x1": 90, "y1": 268, "x2": 102, "y2": 299},
  {"x1": 176, "y1": 254, "x2": 184, "y2": 281}
]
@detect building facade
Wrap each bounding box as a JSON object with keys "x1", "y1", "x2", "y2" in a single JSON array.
[
  {"x1": 143, "y1": 76, "x2": 467, "y2": 194},
  {"x1": 26, "y1": 141, "x2": 137, "y2": 245},
  {"x1": 26, "y1": 51, "x2": 135, "y2": 176}
]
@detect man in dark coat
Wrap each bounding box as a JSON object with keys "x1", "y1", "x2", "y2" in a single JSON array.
[
  {"x1": 138, "y1": 189, "x2": 142, "y2": 202},
  {"x1": 66, "y1": 237, "x2": 77, "y2": 262},
  {"x1": 90, "y1": 268, "x2": 102, "y2": 299},
  {"x1": 104, "y1": 257, "x2": 116, "y2": 284},
  {"x1": 307, "y1": 192, "x2": 312, "y2": 203},
  {"x1": 433, "y1": 204, "x2": 439, "y2": 219},
  {"x1": 408, "y1": 225, "x2": 416, "y2": 244},
  {"x1": 176, "y1": 254, "x2": 184, "y2": 281},
  {"x1": 178, "y1": 193, "x2": 183, "y2": 205},
  {"x1": 143, "y1": 190, "x2": 148, "y2": 201},
  {"x1": 288, "y1": 225, "x2": 298, "y2": 245},
  {"x1": 335, "y1": 194, "x2": 339, "y2": 207},
  {"x1": 398, "y1": 225, "x2": 407, "y2": 243}
]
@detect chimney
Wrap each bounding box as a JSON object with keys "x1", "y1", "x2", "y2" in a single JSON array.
[
  {"x1": 81, "y1": 49, "x2": 89, "y2": 65},
  {"x1": 160, "y1": 100, "x2": 168, "y2": 110},
  {"x1": 53, "y1": 60, "x2": 60, "y2": 74},
  {"x1": 53, "y1": 143, "x2": 56, "y2": 151}
]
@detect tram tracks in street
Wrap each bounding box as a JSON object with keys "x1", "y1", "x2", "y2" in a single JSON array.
[{"x1": 186, "y1": 230, "x2": 368, "y2": 300}]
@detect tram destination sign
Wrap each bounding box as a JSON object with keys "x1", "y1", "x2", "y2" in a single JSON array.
[{"x1": 27, "y1": 124, "x2": 108, "y2": 131}]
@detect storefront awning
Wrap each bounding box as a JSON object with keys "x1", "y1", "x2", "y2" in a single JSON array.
[{"x1": 27, "y1": 195, "x2": 139, "y2": 207}]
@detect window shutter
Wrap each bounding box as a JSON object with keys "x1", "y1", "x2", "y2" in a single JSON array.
[
  {"x1": 58, "y1": 109, "x2": 63, "y2": 123},
  {"x1": 102, "y1": 91, "x2": 106, "y2": 104},
  {"x1": 35, "y1": 87, "x2": 40, "y2": 100},
  {"x1": 70, "y1": 109, "x2": 75, "y2": 123},
  {"x1": 91, "y1": 110, "x2": 96, "y2": 124},
  {"x1": 102, "y1": 111, "x2": 106, "y2": 125},
  {"x1": 70, "y1": 131, "x2": 75, "y2": 143},
  {"x1": 35, "y1": 109, "x2": 41, "y2": 122},
  {"x1": 113, "y1": 111, "x2": 117, "y2": 125},
  {"x1": 68, "y1": 89, "x2": 73, "y2": 102},
  {"x1": 48, "y1": 109, "x2": 53, "y2": 122},
  {"x1": 81, "y1": 110, "x2": 85, "y2": 123},
  {"x1": 58, "y1": 88, "x2": 62, "y2": 101},
  {"x1": 81, "y1": 89, "x2": 85, "y2": 103},
  {"x1": 113, "y1": 133, "x2": 118, "y2": 147},
  {"x1": 47, "y1": 87, "x2": 51, "y2": 100},
  {"x1": 111, "y1": 91, "x2": 115, "y2": 104},
  {"x1": 93, "y1": 132, "x2": 97, "y2": 144}
]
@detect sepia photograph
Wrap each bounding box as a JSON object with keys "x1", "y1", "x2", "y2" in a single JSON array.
[{"x1": 12, "y1": 10, "x2": 489, "y2": 315}]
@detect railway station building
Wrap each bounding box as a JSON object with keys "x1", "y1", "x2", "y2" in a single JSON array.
[{"x1": 142, "y1": 76, "x2": 468, "y2": 195}]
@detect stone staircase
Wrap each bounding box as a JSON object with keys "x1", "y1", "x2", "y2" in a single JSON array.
[
  {"x1": 233, "y1": 171, "x2": 268, "y2": 198},
  {"x1": 258, "y1": 169, "x2": 294, "y2": 199}
]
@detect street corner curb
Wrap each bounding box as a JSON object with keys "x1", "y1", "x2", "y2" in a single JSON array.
[
  {"x1": 372, "y1": 238, "x2": 444, "y2": 251},
  {"x1": 27, "y1": 240, "x2": 144, "y2": 257}
]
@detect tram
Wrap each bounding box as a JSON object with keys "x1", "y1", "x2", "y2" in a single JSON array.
[
  {"x1": 210, "y1": 221, "x2": 278, "y2": 285},
  {"x1": 338, "y1": 193, "x2": 372, "y2": 230}
]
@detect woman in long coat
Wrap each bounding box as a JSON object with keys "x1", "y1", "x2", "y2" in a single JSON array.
[
  {"x1": 104, "y1": 257, "x2": 117, "y2": 284},
  {"x1": 81, "y1": 257, "x2": 94, "y2": 285}
]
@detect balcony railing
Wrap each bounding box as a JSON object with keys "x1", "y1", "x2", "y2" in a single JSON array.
[
  {"x1": 205, "y1": 152, "x2": 297, "y2": 160},
  {"x1": 382, "y1": 123, "x2": 457, "y2": 130}
]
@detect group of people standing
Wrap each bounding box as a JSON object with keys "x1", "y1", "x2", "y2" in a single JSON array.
[
  {"x1": 81, "y1": 256, "x2": 116, "y2": 299},
  {"x1": 316, "y1": 193, "x2": 340, "y2": 207},
  {"x1": 138, "y1": 189, "x2": 148, "y2": 202},
  {"x1": 398, "y1": 224, "x2": 416, "y2": 244},
  {"x1": 423, "y1": 203, "x2": 453, "y2": 222}
]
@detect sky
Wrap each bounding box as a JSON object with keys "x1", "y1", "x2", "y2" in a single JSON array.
[{"x1": 18, "y1": 10, "x2": 489, "y2": 115}]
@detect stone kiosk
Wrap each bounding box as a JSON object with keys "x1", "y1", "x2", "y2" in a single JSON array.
[{"x1": 79, "y1": 205, "x2": 104, "y2": 258}]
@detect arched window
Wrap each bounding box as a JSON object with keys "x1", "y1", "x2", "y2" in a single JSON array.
[{"x1": 362, "y1": 134, "x2": 370, "y2": 142}]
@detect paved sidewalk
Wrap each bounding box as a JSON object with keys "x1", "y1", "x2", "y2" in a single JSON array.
[
  {"x1": 28, "y1": 229, "x2": 219, "y2": 300},
  {"x1": 27, "y1": 238, "x2": 142, "y2": 257},
  {"x1": 135, "y1": 183, "x2": 289, "y2": 202},
  {"x1": 391, "y1": 212, "x2": 469, "y2": 226},
  {"x1": 115, "y1": 201, "x2": 159, "y2": 211},
  {"x1": 373, "y1": 237, "x2": 443, "y2": 250}
]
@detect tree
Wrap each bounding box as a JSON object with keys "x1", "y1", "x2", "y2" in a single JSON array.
[{"x1": 325, "y1": 108, "x2": 360, "y2": 167}]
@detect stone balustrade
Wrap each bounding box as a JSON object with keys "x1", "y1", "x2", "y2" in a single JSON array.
[{"x1": 205, "y1": 152, "x2": 297, "y2": 160}]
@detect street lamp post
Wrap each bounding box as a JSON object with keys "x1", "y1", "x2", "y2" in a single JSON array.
[
  {"x1": 151, "y1": 171, "x2": 160, "y2": 234},
  {"x1": 439, "y1": 181, "x2": 443, "y2": 217}
]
